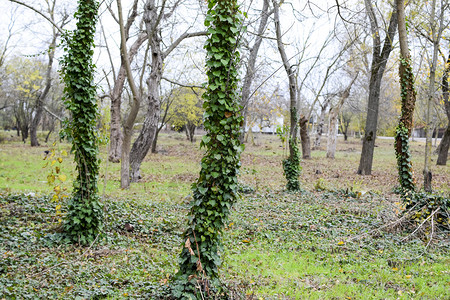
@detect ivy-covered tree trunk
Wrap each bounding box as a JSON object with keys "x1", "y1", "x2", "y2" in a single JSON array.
[
  {"x1": 61, "y1": 0, "x2": 102, "y2": 244},
  {"x1": 273, "y1": 0, "x2": 301, "y2": 190},
  {"x1": 174, "y1": 0, "x2": 243, "y2": 296},
  {"x1": 394, "y1": 0, "x2": 416, "y2": 193}
]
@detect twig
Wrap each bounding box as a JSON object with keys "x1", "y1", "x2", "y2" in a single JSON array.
[
  {"x1": 346, "y1": 203, "x2": 418, "y2": 242},
  {"x1": 425, "y1": 213, "x2": 435, "y2": 250},
  {"x1": 401, "y1": 208, "x2": 440, "y2": 242}
]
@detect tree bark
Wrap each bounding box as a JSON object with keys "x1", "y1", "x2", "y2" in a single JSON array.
[
  {"x1": 327, "y1": 74, "x2": 357, "y2": 159},
  {"x1": 129, "y1": 0, "x2": 206, "y2": 180},
  {"x1": 437, "y1": 52, "x2": 450, "y2": 165},
  {"x1": 423, "y1": 0, "x2": 443, "y2": 192},
  {"x1": 30, "y1": 33, "x2": 57, "y2": 147},
  {"x1": 358, "y1": 2, "x2": 398, "y2": 175},
  {"x1": 108, "y1": 32, "x2": 147, "y2": 163},
  {"x1": 313, "y1": 101, "x2": 329, "y2": 149},
  {"x1": 300, "y1": 115, "x2": 311, "y2": 159},
  {"x1": 129, "y1": 6, "x2": 162, "y2": 182},
  {"x1": 117, "y1": 0, "x2": 142, "y2": 189},
  {"x1": 240, "y1": 0, "x2": 271, "y2": 143}
]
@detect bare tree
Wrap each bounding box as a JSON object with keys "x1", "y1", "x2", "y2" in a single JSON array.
[
  {"x1": 105, "y1": 0, "x2": 148, "y2": 163},
  {"x1": 30, "y1": 0, "x2": 69, "y2": 146},
  {"x1": 357, "y1": 1, "x2": 398, "y2": 175},
  {"x1": 326, "y1": 72, "x2": 358, "y2": 158},
  {"x1": 422, "y1": 0, "x2": 448, "y2": 190},
  {"x1": 116, "y1": 0, "x2": 142, "y2": 189},
  {"x1": 129, "y1": 0, "x2": 207, "y2": 182},
  {"x1": 240, "y1": 0, "x2": 272, "y2": 143}
]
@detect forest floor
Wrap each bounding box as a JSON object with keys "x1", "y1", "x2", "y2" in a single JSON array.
[{"x1": 0, "y1": 131, "x2": 449, "y2": 299}]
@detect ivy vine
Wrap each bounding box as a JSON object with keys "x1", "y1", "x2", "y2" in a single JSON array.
[
  {"x1": 283, "y1": 107, "x2": 301, "y2": 192},
  {"x1": 60, "y1": 0, "x2": 103, "y2": 244},
  {"x1": 283, "y1": 140, "x2": 301, "y2": 191},
  {"x1": 395, "y1": 55, "x2": 416, "y2": 195},
  {"x1": 173, "y1": 0, "x2": 243, "y2": 297},
  {"x1": 395, "y1": 124, "x2": 415, "y2": 193}
]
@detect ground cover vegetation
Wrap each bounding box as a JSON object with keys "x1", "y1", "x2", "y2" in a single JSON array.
[{"x1": 0, "y1": 133, "x2": 449, "y2": 299}]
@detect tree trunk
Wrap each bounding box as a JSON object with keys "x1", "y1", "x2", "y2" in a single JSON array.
[
  {"x1": 30, "y1": 37, "x2": 56, "y2": 147},
  {"x1": 108, "y1": 32, "x2": 147, "y2": 163},
  {"x1": 327, "y1": 74, "x2": 358, "y2": 159},
  {"x1": 130, "y1": 26, "x2": 162, "y2": 182},
  {"x1": 151, "y1": 126, "x2": 161, "y2": 153},
  {"x1": 437, "y1": 52, "x2": 450, "y2": 165},
  {"x1": 117, "y1": 0, "x2": 142, "y2": 189},
  {"x1": 185, "y1": 122, "x2": 195, "y2": 142},
  {"x1": 437, "y1": 126, "x2": 450, "y2": 165},
  {"x1": 239, "y1": 0, "x2": 271, "y2": 143},
  {"x1": 108, "y1": 72, "x2": 125, "y2": 163},
  {"x1": 423, "y1": 0, "x2": 444, "y2": 192},
  {"x1": 358, "y1": 2, "x2": 398, "y2": 175},
  {"x1": 313, "y1": 103, "x2": 328, "y2": 149},
  {"x1": 273, "y1": 0, "x2": 300, "y2": 190},
  {"x1": 300, "y1": 115, "x2": 311, "y2": 159},
  {"x1": 394, "y1": 0, "x2": 416, "y2": 193},
  {"x1": 30, "y1": 103, "x2": 43, "y2": 146},
  {"x1": 326, "y1": 115, "x2": 338, "y2": 159}
]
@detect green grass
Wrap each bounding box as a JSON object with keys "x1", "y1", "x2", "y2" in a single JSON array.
[{"x1": 0, "y1": 132, "x2": 449, "y2": 299}]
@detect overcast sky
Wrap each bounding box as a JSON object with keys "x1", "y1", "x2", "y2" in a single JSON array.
[{"x1": 0, "y1": 0, "x2": 361, "y2": 104}]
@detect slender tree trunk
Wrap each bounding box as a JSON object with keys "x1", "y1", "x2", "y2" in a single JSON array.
[
  {"x1": 358, "y1": 2, "x2": 398, "y2": 175},
  {"x1": 423, "y1": 0, "x2": 444, "y2": 192},
  {"x1": 273, "y1": 0, "x2": 301, "y2": 190},
  {"x1": 108, "y1": 32, "x2": 147, "y2": 163},
  {"x1": 327, "y1": 74, "x2": 358, "y2": 158},
  {"x1": 239, "y1": 0, "x2": 271, "y2": 143},
  {"x1": 437, "y1": 52, "x2": 450, "y2": 165},
  {"x1": 31, "y1": 36, "x2": 56, "y2": 147},
  {"x1": 117, "y1": 0, "x2": 142, "y2": 189},
  {"x1": 313, "y1": 103, "x2": 328, "y2": 149},
  {"x1": 394, "y1": 0, "x2": 416, "y2": 193},
  {"x1": 129, "y1": 29, "x2": 162, "y2": 181},
  {"x1": 299, "y1": 115, "x2": 311, "y2": 159}
]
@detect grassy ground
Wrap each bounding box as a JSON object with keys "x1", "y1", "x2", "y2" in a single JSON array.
[{"x1": 0, "y1": 131, "x2": 449, "y2": 299}]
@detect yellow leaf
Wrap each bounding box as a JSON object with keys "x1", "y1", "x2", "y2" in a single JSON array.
[
  {"x1": 54, "y1": 186, "x2": 60, "y2": 193},
  {"x1": 392, "y1": 267, "x2": 399, "y2": 271},
  {"x1": 338, "y1": 241, "x2": 345, "y2": 245},
  {"x1": 51, "y1": 160, "x2": 56, "y2": 166},
  {"x1": 58, "y1": 174, "x2": 67, "y2": 182},
  {"x1": 61, "y1": 150, "x2": 68, "y2": 156},
  {"x1": 57, "y1": 157, "x2": 63, "y2": 163},
  {"x1": 55, "y1": 167, "x2": 60, "y2": 174},
  {"x1": 405, "y1": 275, "x2": 412, "y2": 279},
  {"x1": 47, "y1": 174, "x2": 55, "y2": 184},
  {"x1": 242, "y1": 239, "x2": 250, "y2": 243},
  {"x1": 55, "y1": 205, "x2": 61, "y2": 211}
]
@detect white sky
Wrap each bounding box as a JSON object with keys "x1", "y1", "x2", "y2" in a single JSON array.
[{"x1": 0, "y1": 0, "x2": 369, "y2": 111}]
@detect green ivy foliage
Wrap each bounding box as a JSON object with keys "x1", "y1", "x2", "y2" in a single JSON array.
[
  {"x1": 403, "y1": 190, "x2": 450, "y2": 230},
  {"x1": 395, "y1": 124, "x2": 415, "y2": 193},
  {"x1": 283, "y1": 107, "x2": 301, "y2": 191},
  {"x1": 395, "y1": 56, "x2": 416, "y2": 196},
  {"x1": 173, "y1": 0, "x2": 243, "y2": 296},
  {"x1": 60, "y1": 0, "x2": 102, "y2": 244},
  {"x1": 283, "y1": 140, "x2": 301, "y2": 191}
]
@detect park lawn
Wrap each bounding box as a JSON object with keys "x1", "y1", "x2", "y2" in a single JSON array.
[{"x1": 0, "y1": 132, "x2": 449, "y2": 298}]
